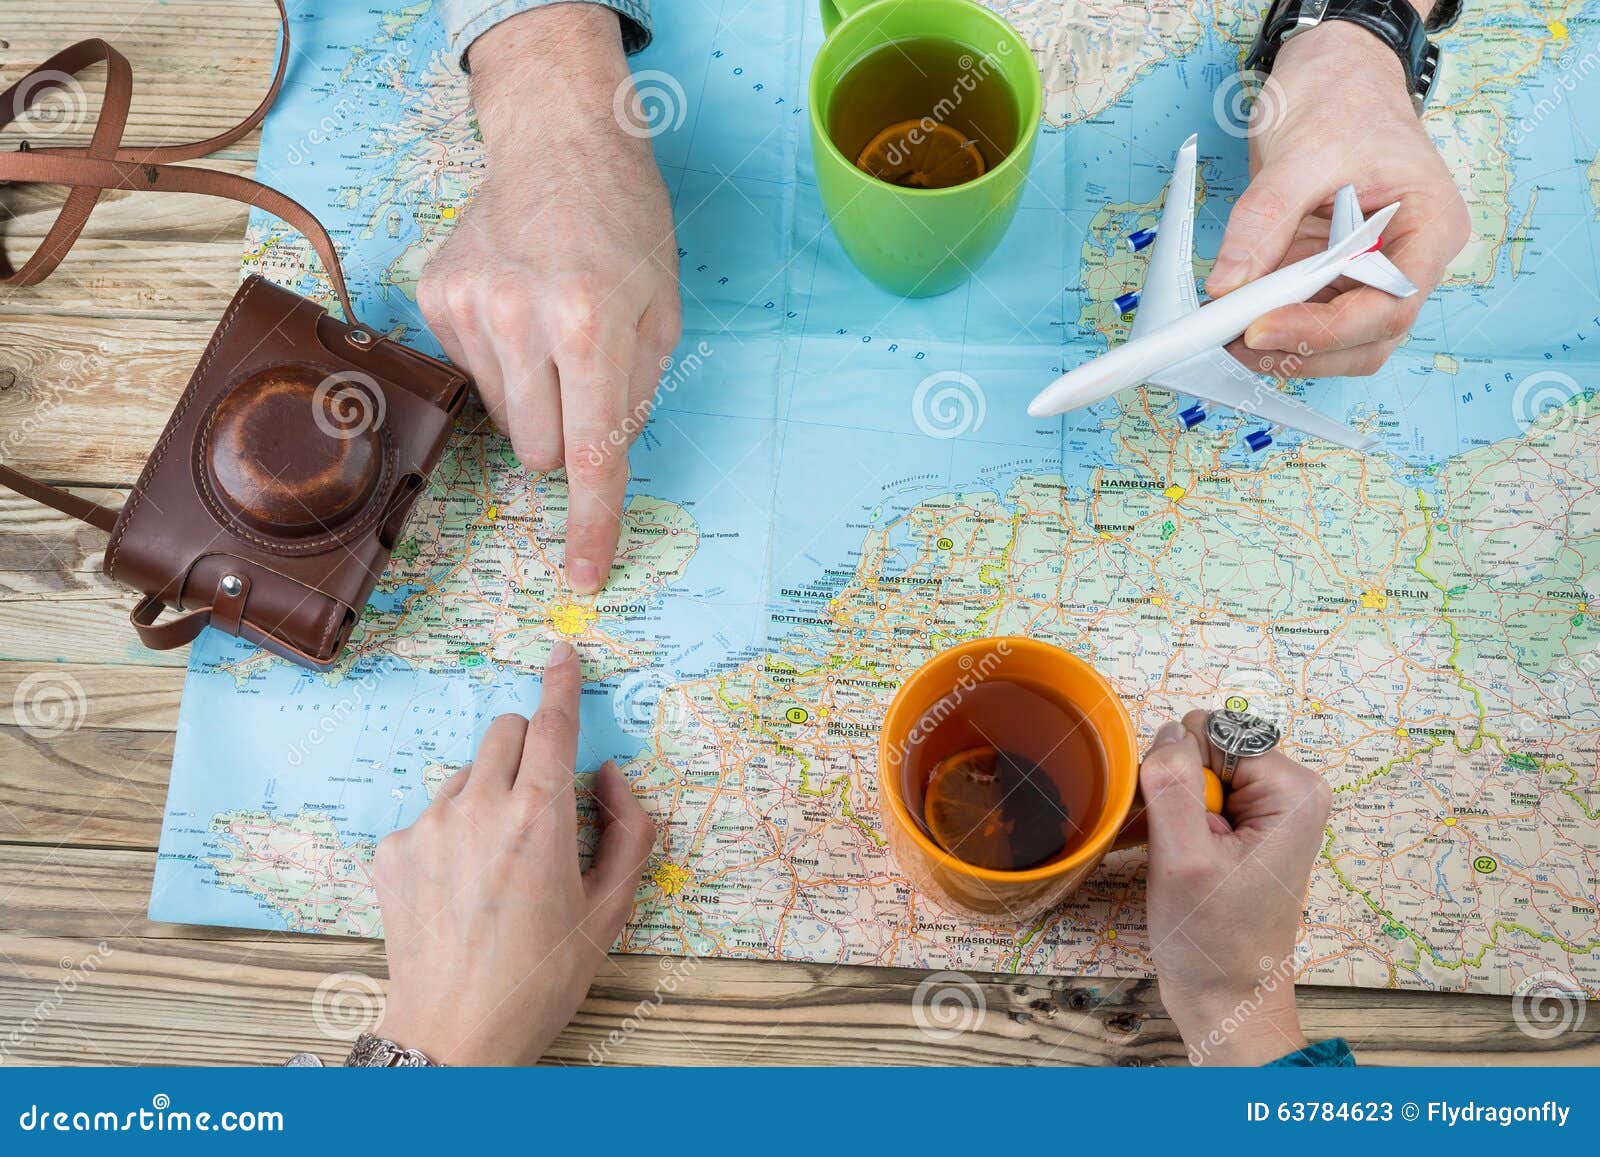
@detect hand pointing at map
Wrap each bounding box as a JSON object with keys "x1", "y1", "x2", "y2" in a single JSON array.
[
  {"x1": 1210, "y1": 13, "x2": 1469, "y2": 378},
  {"x1": 373, "y1": 643, "x2": 656, "y2": 1065},
  {"x1": 419, "y1": 4, "x2": 681, "y2": 596}
]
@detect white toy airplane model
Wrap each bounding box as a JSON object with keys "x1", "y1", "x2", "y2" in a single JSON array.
[{"x1": 1028, "y1": 134, "x2": 1416, "y2": 452}]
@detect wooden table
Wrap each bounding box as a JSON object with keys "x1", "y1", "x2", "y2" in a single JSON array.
[{"x1": 1, "y1": 0, "x2": 1593, "y2": 1067}]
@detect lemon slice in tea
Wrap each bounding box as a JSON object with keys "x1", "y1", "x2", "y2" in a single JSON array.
[
  {"x1": 922, "y1": 746, "x2": 1068, "y2": 872},
  {"x1": 855, "y1": 119, "x2": 987, "y2": 189}
]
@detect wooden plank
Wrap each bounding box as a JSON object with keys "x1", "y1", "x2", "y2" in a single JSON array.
[
  {"x1": 0, "y1": 1, "x2": 286, "y2": 164},
  {"x1": 0, "y1": 238, "x2": 247, "y2": 321},
  {"x1": 1, "y1": 164, "x2": 258, "y2": 242},
  {"x1": 0, "y1": 317, "x2": 223, "y2": 480},
  {"x1": 0, "y1": 932, "x2": 384, "y2": 1066},
  {"x1": 0, "y1": 664, "x2": 182, "y2": 732},
  {"x1": 0, "y1": 595, "x2": 187, "y2": 666},
  {"x1": 0, "y1": 724, "x2": 171, "y2": 848},
  {"x1": 0, "y1": 326, "x2": 205, "y2": 458},
  {"x1": 9, "y1": 921, "x2": 1592, "y2": 1067},
  {"x1": 0, "y1": 489, "x2": 123, "y2": 594},
  {"x1": 0, "y1": 486, "x2": 196, "y2": 666},
  {"x1": 0, "y1": 844, "x2": 1595, "y2": 1065}
]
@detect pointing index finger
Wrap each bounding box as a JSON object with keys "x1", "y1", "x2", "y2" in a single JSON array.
[
  {"x1": 514, "y1": 642, "x2": 584, "y2": 855},
  {"x1": 558, "y1": 311, "x2": 637, "y2": 596}
]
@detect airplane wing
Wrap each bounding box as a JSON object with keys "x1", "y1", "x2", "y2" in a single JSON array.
[
  {"x1": 1328, "y1": 185, "x2": 1418, "y2": 297},
  {"x1": 1127, "y1": 134, "x2": 1201, "y2": 341},
  {"x1": 1146, "y1": 346, "x2": 1380, "y2": 452}
]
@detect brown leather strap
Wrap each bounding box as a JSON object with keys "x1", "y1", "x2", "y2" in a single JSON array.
[
  {"x1": 0, "y1": 37, "x2": 135, "y2": 286},
  {"x1": 0, "y1": 462, "x2": 119, "y2": 532},
  {"x1": 1, "y1": 149, "x2": 356, "y2": 317},
  {"x1": 0, "y1": 1, "x2": 330, "y2": 299},
  {"x1": 130, "y1": 594, "x2": 214, "y2": 651},
  {"x1": 0, "y1": 0, "x2": 359, "y2": 532}
]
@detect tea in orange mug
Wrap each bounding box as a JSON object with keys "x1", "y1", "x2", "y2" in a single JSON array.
[{"x1": 877, "y1": 637, "x2": 1223, "y2": 921}]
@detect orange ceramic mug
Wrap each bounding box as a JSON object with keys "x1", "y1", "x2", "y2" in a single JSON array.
[{"x1": 877, "y1": 636, "x2": 1223, "y2": 922}]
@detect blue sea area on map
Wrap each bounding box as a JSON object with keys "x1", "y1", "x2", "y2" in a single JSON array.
[{"x1": 152, "y1": 0, "x2": 1600, "y2": 932}]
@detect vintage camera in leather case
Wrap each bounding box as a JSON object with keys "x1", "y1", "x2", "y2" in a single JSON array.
[{"x1": 0, "y1": 1, "x2": 469, "y2": 668}]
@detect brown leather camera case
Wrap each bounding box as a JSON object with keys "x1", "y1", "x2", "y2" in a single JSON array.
[{"x1": 0, "y1": 1, "x2": 469, "y2": 668}]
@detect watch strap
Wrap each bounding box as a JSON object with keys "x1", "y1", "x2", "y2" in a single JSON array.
[
  {"x1": 1424, "y1": 0, "x2": 1463, "y2": 31},
  {"x1": 1246, "y1": 0, "x2": 1441, "y2": 113}
]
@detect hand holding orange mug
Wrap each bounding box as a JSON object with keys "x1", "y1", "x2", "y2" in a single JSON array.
[
  {"x1": 877, "y1": 637, "x2": 1223, "y2": 922},
  {"x1": 1141, "y1": 712, "x2": 1332, "y2": 1065}
]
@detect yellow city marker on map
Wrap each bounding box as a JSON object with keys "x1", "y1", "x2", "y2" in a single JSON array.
[
  {"x1": 440, "y1": 204, "x2": 457, "y2": 219},
  {"x1": 549, "y1": 603, "x2": 597, "y2": 636},
  {"x1": 1361, "y1": 589, "x2": 1387, "y2": 610},
  {"x1": 1549, "y1": 20, "x2": 1568, "y2": 40},
  {"x1": 653, "y1": 861, "x2": 693, "y2": 896},
  {"x1": 1163, "y1": 484, "x2": 1186, "y2": 502}
]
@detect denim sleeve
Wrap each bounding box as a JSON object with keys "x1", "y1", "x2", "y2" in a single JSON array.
[
  {"x1": 432, "y1": 0, "x2": 651, "y2": 70},
  {"x1": 1265, "y1": 1038, "x2": 1357, "y2": 1067}
]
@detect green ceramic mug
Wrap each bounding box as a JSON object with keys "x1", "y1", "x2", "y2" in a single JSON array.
[{"x1": 809, "y1": 0, "x2": 1043, "y2": 297}]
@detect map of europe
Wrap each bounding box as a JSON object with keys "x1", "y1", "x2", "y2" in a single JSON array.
[{"x1": 150, "y1": 0, "x2": 1600, "y2": 999}]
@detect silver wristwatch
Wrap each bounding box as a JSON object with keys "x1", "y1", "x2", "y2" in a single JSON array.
[{"x1": 285, "y1": 1033, "x2": 444, "y2": 1067}]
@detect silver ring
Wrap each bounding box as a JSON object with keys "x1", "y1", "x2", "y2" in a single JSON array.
[{"x1": 1206, "y1": 708, "x2": 1281, "y2": 787}]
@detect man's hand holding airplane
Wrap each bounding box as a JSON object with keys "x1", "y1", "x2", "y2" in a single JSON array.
[{"x1": 1210, "y1": 14, "x2": 1469, "y2": 378}]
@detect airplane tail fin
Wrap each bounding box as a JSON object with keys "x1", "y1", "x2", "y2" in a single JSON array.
[{"x1": 1327, "y1": 187, "x2": 1417, "y2": 298}]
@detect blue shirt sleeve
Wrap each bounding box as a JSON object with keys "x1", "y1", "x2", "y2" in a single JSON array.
[
  {"x1": 1265, "y1": 1038, "x2": 1357, "y2": 1067},
  {"x1": 433, "y1": 0, "x2": 652, "y2": 70}
]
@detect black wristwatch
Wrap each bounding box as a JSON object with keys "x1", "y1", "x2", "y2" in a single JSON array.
[{"x1": 1245, "y1": 0, "x2": 1458, "y2": 114}]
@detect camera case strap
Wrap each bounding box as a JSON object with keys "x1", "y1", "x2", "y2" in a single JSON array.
[{"x1": 0, "y1": 0, "x2": 470, "y2": 669}]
